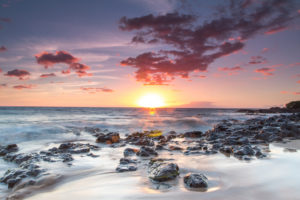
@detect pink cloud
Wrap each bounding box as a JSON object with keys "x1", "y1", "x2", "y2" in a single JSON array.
[
  {"x1": 40, "y1": 73, "x2": 56, "y2": 78},
  {"x1": 119, "y1": 0, "x2": 296, "y2": 85},
  {"x1": 218, "y1": 66, "x2": 243, "y2": 71},
  {"x1": 5, "y1": 69, "x2": 30, "y2": 80},
  {"x1": 264, "y1": 26, "x2": 288, "y2": 35},
  {"x1": 249, "y1": 56, "x2": 267, "y2": 65},
  {"x1": 255, "y1": 67, "x2": 275, "y2": 76},
  {"x1": 80, "y1": 87, "x2": 114, "y2": 93},
  {"x1": 297, "y1": 80, "x2": 300, "y2": 84},
  {"x1": 261, "y1": 48, "x2": 269, "y2": 53},
  {"x1": 293, "y1": 92, "x2": 300, "y2": 95},
  {"x1": 35, "y1": 51, "x2": 92, "y2": 77},
  {"x1": 13, "y1": 84, "x2": 35, "y2": 90}
]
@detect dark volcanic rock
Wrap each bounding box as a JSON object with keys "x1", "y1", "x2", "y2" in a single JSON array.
[
  {"x1": 116, "y1": 158, "x2": 137, "y2": 173},
  {"x1": 136, "y1": 146, "x2": 158, "y2": 157},
  {"x1": 96, "y1": 132, "x2": 120, "y2": 144},
  {"x1": 184, "y1": 131, "x2": 203, "y2": 138},
  {"x1": 123, "y1": 148, "x2": 137, "y2": 157},
  {"x1": 184, "y1": 173, "x2": 208, "y2": 188},
  {"x1": 148, "y1": 161, "x2": 179, "y2": 181}
]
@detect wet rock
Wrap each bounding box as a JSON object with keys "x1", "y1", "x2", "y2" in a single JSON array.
[
  {"x1": 136, "y1": 146, "x2": 158, "y2": 157},
  {"x1": 60, "y1": 153, "x2": 73, "y2": 162},
  {"x1": 116, "y1": 165, "x2": 137, "y2": 172},
  {"x1": 96, "y1": 132, "x2": 120, "y2": 144},
  {"x1": 234, "y1": 145, "x2": 255, "y2": 156},
  {"x1": 168, "y1": 145, "x2": 183, "y2": 151},
  {"x1": 184, "y1": 173, "x2": 208, "y2": 188},
  {"x1": 0, "y1": 144, "x2": 18, "y2": 156},
  {"x1": 116, "y1": 158, "x2": 137, "y2": 172},
  {"x1": 148, "y1": 161, "x2": 179, "y2": 182},
  {"x1": 87, "y1": 153, "x2": 100, "y2": 157},
  {"x1": 219, "y1": 146, "x2": 233, "y2": 154},
  {"x1": 184, "y1": 131, "x2": 203, "y2": 138},
  {"x1": 123, "y1": 148, "x2": 138, "y2": 157}
]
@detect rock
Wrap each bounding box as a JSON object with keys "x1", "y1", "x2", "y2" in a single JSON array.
[
  {"x1": 148, "y1": 161, "x2": 179, "y2": 181},
  {"x1": 87, "y1": 153, "x2": 99, "y2": 158},
  {"x1": 234, "y1": 145, "x2": 255, "y2": 156},
  {"x1": 219, "y1": 146, "x2": 233, "y2": 154},
  {"x1": 6, "y1": 144, "x2": 18, "y2": 152},
  {"x1": 123, "y1": 148, "x2": 137, "y2": 157},
  {"x1": 184, "y1": 173, "x2": 208, "y2": 188},
  {"x1": 96, "y1": 132, "x2": 120, "y2": 144},
  {"x1": 136, "y1": 146, "x2": 158, "y2": 157},
  {"x1": 7, "y1": 178, "x2": 21, "y2": 188},
  {"x1": 60, "y1": 153, "x2": 73, "y2": 162},
  {"x1": 116, "y1": 158, "x2": 137, "y2": 173},
  {"x1": 184, "y1": 131, "x2": 203, "y2": 138},
  {"x1": 0, "y1": 144, "x2": 18, "y2": 156},
  {"x1": 169, "y1": 145, "x2": 183, "y2": 151},
  {"x1": 116, "y1": 165, "x2": 137, "y2": 172}
]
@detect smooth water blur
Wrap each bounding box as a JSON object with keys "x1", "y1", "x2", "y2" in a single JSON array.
[
  {"x1": 2, "y1": 107, "x2": 297, "y2": 200},
  {"x1": 0, "y1": 107, "x2": 252, "y2": 146}
]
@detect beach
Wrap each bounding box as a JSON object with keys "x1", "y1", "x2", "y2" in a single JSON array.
[{"x1": 0, "y1": 107, "x2": 299, "y2": 200}]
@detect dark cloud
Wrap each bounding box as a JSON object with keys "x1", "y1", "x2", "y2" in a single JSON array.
[
  {"x1": 255, "y1": 67, "x2": 275, "y2": 76},
  {"x1": 249, "y1": 56, "x2": 267, "y2": 65},
  {"x1": 5, "y1": 69, "x2": 30, "y2": 80},
  {"x1": 80, "y1": 87, "x2": 114, "y2": 93},
  {"x1": 13, "y1": 84, "x2": 34, "y2": 90},
  {"x1": 35, "y1": 51, "x2": 92, "y2": 77},
  {"x1": 40, "y1": 73, "x2": 56, "y2": 78},
  {"x1": 119, "y1": 0, "x2": 297, "y2": 85},
  {"x1": 0, "y1": 46, "x2": 7, "y2": 52},
  {"x1": 35, "y1": 51, "x2": 79, "y2": 68}
]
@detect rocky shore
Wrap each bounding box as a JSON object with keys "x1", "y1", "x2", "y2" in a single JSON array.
[{"x1": 1, "y1": 113, "x2": 299, "y2": 196}]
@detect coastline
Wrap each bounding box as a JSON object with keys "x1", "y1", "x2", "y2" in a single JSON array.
[{"x1": 0, "y1": 110, "x2": 299, "y2": 199}]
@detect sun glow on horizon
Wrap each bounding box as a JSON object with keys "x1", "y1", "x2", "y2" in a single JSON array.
[{"x1": 137, "y1": 93, "x2": 166, "y2": 108}]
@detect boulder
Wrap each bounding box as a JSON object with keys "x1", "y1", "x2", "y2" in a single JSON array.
[
  {"x1": 136, "y1": 146, "x2": 158, "y2": 157},
  {"x1": 184, "y1": 173, "x2": 208, "y2": 188},
  {"x1": 148, "y1": 162, "x2": 179, "y2": 181},
  {"x1": 184, "y1": 131, "x2": 203, "y2": 138},
  {"x1": 96, "y1": 132, "x2": 120, "y2": 144}
]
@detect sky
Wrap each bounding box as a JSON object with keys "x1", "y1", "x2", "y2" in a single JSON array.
[{"x1": 0, "y1": 0, "x2": 299, "y2": 108}]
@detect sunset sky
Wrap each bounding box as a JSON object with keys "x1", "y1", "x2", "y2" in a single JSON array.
[{"x1": 0, "y1": 0, "x2": 299, "y2": 108}]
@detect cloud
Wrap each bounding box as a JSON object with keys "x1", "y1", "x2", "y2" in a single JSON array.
[
  {"x1": 261, "y1": 48, "x2": 269, "y2": 53},
  {"x1": 255, "y1": 67, "x2": 275, "y2": 76},
  {"x1": 0, "y1": 83, "x2": 7, "y2": 88},
  {"x1": 297, "y1": 80, "x2": 300, "y2": 84},
  {"x1": 80, "y1": 87, "x2": 114, "y2": 93},
  {"x1": 0, "y1": 46, "x2": 7, "y2": 52},
  {"x1": 293, "y1": 92, "x2": 300, "y2": 95},
  {"x1": 249, "y1": 56, "x2": 267, "y2": 65},
  {"x1": 5, "y1": 69, "x2": 31, "y2": 80},
  {"x1": 0, "y1": 68, "x2": 2, "y2": 73},
  {"x1": 264, "y1": 26, "x2": 288, "y2": 35},
  {"x1": 119, "y1": 0, "x2": 297, "y2": 85},
  {"x1": 35, "y1": 51, "x2": 79, "y2": 68},
  {"x1": 13, "y1": 84, "x2": 35, "y2": 90},
  {"x1": 40, "y1": 73, "x2": 56, "y2": 78},
  {"x1": 35, "y1": 51, "x2": 92, "y2": 77},
  {"x1": 280, "y1": 91, "x2": 289, "y2": 94},
  {"x1": 218, "y1": 66, "x2": 243, "y2": 71}
]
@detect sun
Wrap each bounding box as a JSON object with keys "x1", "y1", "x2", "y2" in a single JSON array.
[{"x1": 137, "y1": 93, "x2": 166, "y2": 108}]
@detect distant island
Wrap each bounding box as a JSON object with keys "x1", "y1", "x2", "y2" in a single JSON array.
[{"x1": 237, "y1": 100, "x2": 300, "y2": 114}]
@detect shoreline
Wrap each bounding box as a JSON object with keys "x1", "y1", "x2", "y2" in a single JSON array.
[{"x1": 0, "y1": 112, "x2": 299, "y2": 199}]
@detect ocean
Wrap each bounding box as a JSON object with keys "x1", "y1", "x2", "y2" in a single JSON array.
[{"x1": 0, "y1": 107, "x2": 299, "y2": 200}]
